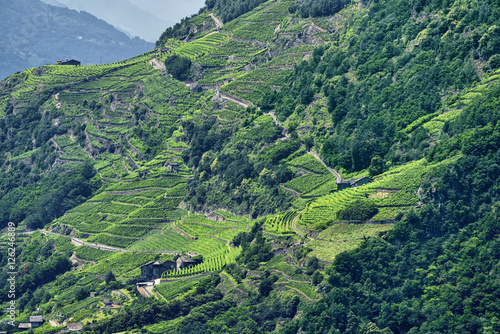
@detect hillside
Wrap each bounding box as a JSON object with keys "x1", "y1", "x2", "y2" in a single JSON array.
[
  {"x1": 0, "y1": 0, "x2": 499, "y2": 333},
  {"x1": 0, "y1": 0, "x2": 153, "y2": 79}
]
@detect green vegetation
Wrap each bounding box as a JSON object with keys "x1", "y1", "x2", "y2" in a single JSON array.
[
  {"x1": 163, "y1": 245, "x2": 242, "y2": 278},
  {"x1": 2, "y1": 0, "x2": 500, "y2": 332},
  {"x1": 155, "y1": 277, "x2": 204, "y2": 300}
]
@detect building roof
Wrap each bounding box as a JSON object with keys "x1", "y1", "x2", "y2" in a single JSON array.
[
  {"x1": 177, "y1": 256, "x2": 194, "y2": 263},
  {"x1": 19, "y1": 323, "x2": 32, "y2": 329},
  {"x1": 30, "y1": 316, "x2": 44, "y2": 322},
  {"x1": 139, "y1": 261, "x2": 155, "y2": 268},
  {"x1": 153, "y1": 260, "x2": 175, "y2": 265},
  {"x1": 349, "y1": 176, "x2": 372, "y2": 184}
]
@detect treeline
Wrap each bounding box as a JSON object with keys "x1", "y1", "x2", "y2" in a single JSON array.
[
  {"x1": 289, "y1": 0, "x2": 350, "y2": 18},
  {"x1": 206, "y1": 0, "x2": 268, "y2": 23}
]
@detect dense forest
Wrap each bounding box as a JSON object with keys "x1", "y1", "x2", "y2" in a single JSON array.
[{"x1": 0, "y1": 0, "x2": 499, "y2": 332}]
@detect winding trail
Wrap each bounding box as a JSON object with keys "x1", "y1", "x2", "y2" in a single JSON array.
[
  {"x1": 219, "y1": 92, "x2": 254, "y2": 107},
  {"x1": 172, "y1": 225, "x2": 197, "y2": 240},
  {"x1": 279, "y1": 185, "x2": 300, "y2": 197},
  {"x1": 290, "y1": 214, "x2": 305, "y2": 239},
  {"x1": 210, "y1": 13, "x2": 223, "y2": 29},
  {"x1": 309, "y1": 151, "x2": 342, "y2": 182},
  {"x1": 311, "y1": 22, "x2": 328, "y2": 33},
  {"x1": 38, "y1": 229, "x2": 180, "y2": 254},
  {"x1": 266, "y1": 111, "x2": 281, "y2": 126}
]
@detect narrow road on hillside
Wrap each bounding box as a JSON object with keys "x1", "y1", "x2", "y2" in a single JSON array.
[
  {"x1": 219, "y1": 92, "x2": 253, "y2": 107},
  {"x1": 210, "y1": 13, "x2": 223, "y2": 29},
  {"x1": 39, "y1": 229, "x2": 180, "y2": 254},
  {"x1": 266, "y1": 111, "x2": 281, "y2": 126},
  {"x1": 309, "y1": 151, "x2": 342, "y2": 182},
  {"x1": 280, "y1": 185, "x2": 301, "y2": 197},
  {"x1": 311, "y1": 22, "x2": 328, "y2": 33},
  {"x1": 290, "y1": 214, "x2": 304, "y2": 238}
]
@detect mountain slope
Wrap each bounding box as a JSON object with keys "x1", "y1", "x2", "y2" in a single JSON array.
[
  {"x1": 0, "y1": 0, "x2": 153, "y2": 79},
  {"x1": 0, "y1": 0, "x2": 499, "y2": 333}
]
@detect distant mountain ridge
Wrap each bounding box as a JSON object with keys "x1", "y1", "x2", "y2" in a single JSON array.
[{"x1": 0, "y1": 0, "x2": 154, "y2": 79}]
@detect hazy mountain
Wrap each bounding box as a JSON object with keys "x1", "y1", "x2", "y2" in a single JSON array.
[
  {"x1": 0, "y1": 0, "x2": 154, "y2": 79},
  {"x1": 46, "y1": 0, "x2": 206, "y2": 42}
]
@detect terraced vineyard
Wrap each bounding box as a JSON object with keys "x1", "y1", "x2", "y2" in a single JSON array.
[
  {"x1": 51, "y1": 174, "x2": 192, "y2": 248},
  {"x1": 162, "y1": 245, "x2": 242, "y2": 278},
  {"x1": 128, "y1": 214, "x2": 250, "y2": 254},
  {"x1": 306, "y1": 223, "x2": 394, "y2": 262},
  {"x1": 265, "y1": 210, "x2": 298, "y2": 236},
  {"x1": 282, "y1": 152, "x2": 338, "y2": 199},
  {"x1": 298, "y1": 157, "x2": 460, "y2": 230}
]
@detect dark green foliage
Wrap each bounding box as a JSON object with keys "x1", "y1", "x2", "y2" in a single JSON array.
[
  {"x1": 93, "y1": 275, "x2": 223, "y2": 333},
  {"x1": 207, "y1": 0, "x2": 268, "y2": 22},
  {"x1": 0, "y1": 160, "x2": 101, "y2": 229},
  {"x1": 284, "y1": 149, "x2": 500, "y2": 333},
  {"x1": 338, "y1": 199, "x2": 378, "y2": 221},
  {"x1": 165, "y1": 55, "x2": 192, "y2": 81},
  {"x1": 204, "y1": 294, "x2": 300, "y2": 333},
  {"x1": 368, "y1": 155, "x2": 385, "y2": 177},
  {"x1": 0, "y1": 234, "x2": 72, "y2": 310},
  {"x1": 183, "y1": 118, "x2": 293, "y2": 217},
  {"x1": 298, "y1": 0, "x2": 350, "y2": 18},
  {"x1": 311, "y1": 270, "x2": 323, "y2": 285},
  {"x1": 259, "y1": 273, "x2": 279, "y2": 297},
  {"x1": 105, "y1": 270, "x2": 116, "y2": 284},
  {"x1": 269, "y1": 0, "x2": 500, "y2": 172}
]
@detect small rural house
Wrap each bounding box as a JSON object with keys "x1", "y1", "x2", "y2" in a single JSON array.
[
  {"x1": 140, "y1": 260, "x2": 176, "y2": 281},
  {"x1": 60, "y1": 59, "x2": 81, "y2": 66},
  {"x1": 30, "y1": 316, "x2": 44, "y2": 328},
  {"x1": 166, "y1": 162, "x2": 180, "y2": 173},
  {"x1": 176, "y1": 256, "x2": 195, "y2": 270}
]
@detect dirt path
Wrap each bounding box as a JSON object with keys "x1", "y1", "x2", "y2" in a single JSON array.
[
  {"x1": 160, "y1": 271, "x2": 214, "y2": 283},
  {"x1": 280, "y1": 185, "x2": 301, "y2": 197},
  {"x1": 39, "y1": 229, "x2": 180, "y2": 254},
  {"x1": 203, "y1": 235, "x2": 229, "y2": 243},
  {"x1": 126, "y1": 136, "x2": 142, "y2": 157},
  {"x1": 210, "y1": 13, "x2": 223, "y2": 29},
  {"x1": 192, "y1": 222, "x2": 243, "y2": 230},
  {"x1": 172, "y1": 225, "x2": 197, "y2": 240},
  {"x1": 219, "y1": 92, "x2": 254, "y2": 107},
  {"x1": 50, "y1": 138, "x2": 62, "y2": 152},
  {"x1": 290, "y1": 214, "x2": 304, "y2": 238},
  {"x1": 121, "y1": 160, "x2": 130, "y2": 174},
  {"x1": 309, "y1": 151, "x2": 342, "y2": 182},
  {"x1": 103, "y1": 188, "x2": 167, "y2": 195},
  {"x1": 311, "y1": 22, "x2": 328, "y2": 33},
  {"x1": 125, "y1": 153, "x2": 141, "y2": 168},
  {"x1": 266, "y1": 111, "x2": 281, "y2": 126},
  {"x1": 40, "y1": 229, "x2": 130, "y2": 252},
  {"x1": 150, "y1": 58, "x2": 166, "y2": 72}
]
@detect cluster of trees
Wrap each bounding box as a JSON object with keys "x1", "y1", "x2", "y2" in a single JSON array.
[
  {"x1": 182, "y1": 116, "x2": 296, "y2": 217},
  {"x1": 289, "y1": 0, "x2": 350, "y2": 18},
  {"x1": 165, "y1": 55, "x2": 192, "y2": 81},
  {"x1": 90, "y1": 275, "x2": 225, "y2": 333},
  {"x1": 205, "y1": 0, "x2": 268, "y2": 23},
  {"x1": 0, "y1": 234, "x2": 72, "y2": 312}
]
